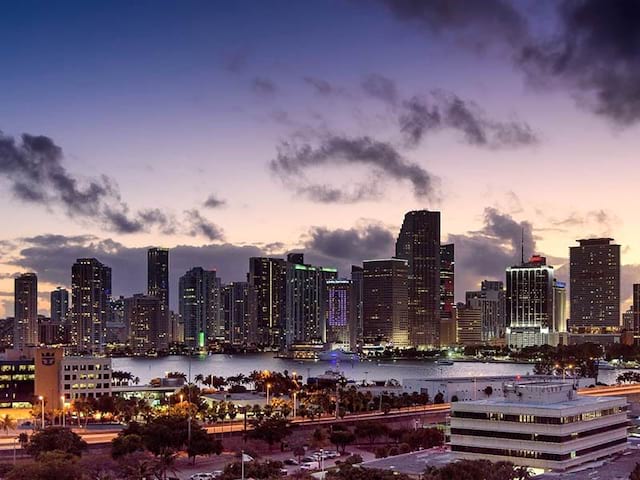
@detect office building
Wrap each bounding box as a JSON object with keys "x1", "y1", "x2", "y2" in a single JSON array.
[
  {"x1": 105, "y1": 296, "x2": 127, "y2": 345},
  {"x1": 326, "y1": 279, "x2": 352, "y2": 348},
  {"x1": 223, "y1": 282, "x2": 249, "y2": 345},
  {"x1": 147, "y1": 248, "x2": 169, "y2": 349},
  {"x1": 440, "y1": 243, "x2": 455, "y2": 319},
  {"x1": 0, "y1": 318, "x2": 14, "y2": 349},
  {"x1": 455, "y1": 303, "x2": 482, "y2": 346},
  {"x1": 362, "y1": 258, "x2": 409, "y2": 346},
  {"x1": 124, "y1": 294, "x2": 161, "y2": 355},
  {"x1": 0, "y1": 358, "x2": 35, "y2": 408},
  {"x1": 168, "y1": 310, "x2": 183, "y2": 344},
  {"x1": 70, "y1": 258, "x2": 112, "y2": 353},
  {"x1": 569, "y1": 238, "x2": 620, "y2": 332},
  {"x1": 506, "y1": 255, "x2": 555, "y2": 348},
  {"x1": 37, "y1": 316, "x2": 68, "y2": 346},
  {"x1": 633, "y1": 284, "x2": 640, "y2": 341},
  {"x1": 350, "y1": 266, "x2": 364, "y2": 349},
  {"x1": 450, "y1": 381, "x2": 628, "y2": 471},
  {"x1": 178, "y1": 267, "x2": 221, "y2": 349},
  {"x1": 50, "y1": 287, "x2": 69, "y2": 324},
  {"x1": 285, "y1": 254, "x2": 337, "y2": 347},
  {"x1": 553, "y1": 280, "x2": 567, "y2": 333},
  {"x1": 466, "y1": 280, "x2": 506, "y2": 343},
  {"x1": 247, "y1": 257, "x2": 287, "y2": 347},
  {"x1": 14, "y1": 273, "x2": 38, "y2": 349},
  {"x1": 395, "y1": 210, "x2": 441, "y2": 347}
]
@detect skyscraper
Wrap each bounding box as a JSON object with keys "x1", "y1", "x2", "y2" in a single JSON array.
[
  {"x1": 247, "y1": 257, "x2": 287, "y2": 347},
  {"x1": 50, "y1": 287, "x2": 69, "y2": 324},
  {"x1": 455, "y1": 303, "x2": 482, "y2": 346},
  {"x1": 440, "y1": 243, "x2": 455, "y2": 320},
  {"x1": 632, "y1": 284, "x2": 640, "y2": 341},
  {"x1": 553, "y1": 280, "x2": 567, "y2": 333},
  {"x1": 505, "y1": 255, "x2": 554, "y2": 348},
  {"x1": 466, "y1": 280, "x2": 506, "y2": 343},
  {"x1": 569, "y1": 238, "x2": 621, "y2": 332},
  {"x1": 362, "y1": 258, "x2": 409, "y2": 346},
  {"x1": 124, "y1": 294, "x2": 161, "y2": 355},
  {"x1": 14, "y1": 273, "x2": 38, "y2": 349},
  {"x1": 223, "y1": 282, "x2": 249, "y2": 345},
  {"x1": 326, "y1": 279, "x2": 352, "y2": 348},
  {"x1": 70, "y1": 258, "x2": 112, "y2": 353},
  {"x1": 350, "y1": 266, "x2": 364, "y2": 349},
  {"x1": 285, "y1": 254, "x2": 337, "y2": 347},
  {"x1": 178, "y1": 267, "x2": 220, "y2": 349},
  {"x1": 147, "y1": 247, "x2": 169, "y2": 349},
  {"x1": 395, "y1": 210, "x2": 441, "y2": 347}
]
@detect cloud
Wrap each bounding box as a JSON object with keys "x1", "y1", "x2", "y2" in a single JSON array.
[
  {"x1": 6, "y1": 235, "x2": 265, "y2": 313},
  {"x1": 185, "y1": 210, "x2": 224, "y2": 241},
  {"x1": 361, "y1": 73, "x2": 399, "y2": 105},
  {"x1": 400, "y1": 91, "x2": 538, "y2": 147},
  {"x1": 203, "y1": 194, "x2": 227, "y2": 209},
  {"x1": 252, "y1": 77, "x2": 278, "y2": 95},
  {"x1": 381, "y1": 0, "x2": 640, "y2": 125},
  {"x1": 303, "y1": 77, "x2": 340, "y2": 96},
  {"x1": 447, "y1": 207, "x2": 536, "y2": 297},
  {"x1": 305, "y1": 223, "x2": 395, "y2": 261},
  {"x1": 0, "y1": 131, "x2": 175, "y2": 234},
  {"x1": 270, "y1": 135, "x2": 437, "y2": 203},
  {"x1": 295, "y1": 183, "x2": 381, "y2": 204},
  {"x1": 222, "y1": 48, "x2": 250, "y2": 74}
]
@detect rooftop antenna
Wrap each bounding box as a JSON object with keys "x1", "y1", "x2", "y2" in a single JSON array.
[{"x1": 521, "y1": 226, "x2": 525, "y2": 265}]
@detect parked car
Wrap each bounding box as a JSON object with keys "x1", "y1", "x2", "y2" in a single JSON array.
[
  {"x1": 190, "y1": 474, "x2": 215, "y2": 480},
  {"x1": 279, "y1": 468, "x2": 288, "y2": 476},
  {"x1": 284, "y1": 459, "x2": 299, "y2": 465},
  {"x1": 301, "y1": 456, "x2": 317, "y2": 463},
  {"x1": 300, "y1": 461, "x2": 320, "y2": 471},
  {"x1": 210, "y1": 470, "x2": 223, "y2": 478},
  {"x1": 324, "y1": 450, "x2": 340, "y2": 458}
]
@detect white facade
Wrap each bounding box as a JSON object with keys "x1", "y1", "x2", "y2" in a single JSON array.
[
  {"x1": 61, "y1": 356, "x2": 112, "y2": 401},
  {"x1": 402, "y1": 375, "x2": 596, "y2": 403},
  {"x1": 450, "y1": 382, "x2": 628, "y2": 471}
]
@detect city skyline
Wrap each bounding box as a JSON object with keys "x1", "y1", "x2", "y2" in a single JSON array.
[{"x1": 3, "y1": 1, "x2": 640, "y2": 318}]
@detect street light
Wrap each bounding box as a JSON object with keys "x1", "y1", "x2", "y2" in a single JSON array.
[
  {"x1": 38, "y1": 396, "x2": 44, "y2": 429},
  {"x1": 266, "y1": 383, "x2": 271, "y2": 405},
  {"x1": 180, "y1": 394, "x2": 184, "y2": 404},
  {"x1": 292, "y1": 391, "x2": 297, "y2": 418},
  {"x1": 60, "y1": 396, "x2": 65, "y2": 428}
]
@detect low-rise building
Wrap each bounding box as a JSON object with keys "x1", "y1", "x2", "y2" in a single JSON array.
[
  {"x1": 61, "y1": 356, "x2": 112, "y2": 402},
  {"x1": 450, "y1": 381, "x2": 628, "y2": 471}
]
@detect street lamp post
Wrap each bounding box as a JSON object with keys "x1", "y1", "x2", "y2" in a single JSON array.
[
  {"x1": 60, "y1": 396, "x2": 65, "y2": 428},
  {"x1": 266, "y1": 383, "x2": 271, "y2": 405},
  {"x1": 38, "y1": 396, "x2": 44, "y2": 429},
  {"x1": 292, "y1": 392, "x2": 297, "y2": 418}
]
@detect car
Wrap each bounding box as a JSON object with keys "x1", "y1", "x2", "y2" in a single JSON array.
[
  {"x1": 324, "y1": 450, "x2": 339, "y2": 458},
  {"x1": 284, "y1": 459, "x2": 299, "y2": 465},
  {"x1": 301, "y1": 456, "x2": 317, "y2": 463},
  {"x1": 210, "y1": 470, "x2": 223, "y2": 478},
  {"x1": 279, "y1": 468, "x2": 288, "y2": 476},
  {"x1": 190, "y1": 474, "x2": 215, "y2": 480},
  {"x1": 300, "y1": 461, "x2": 319, "y2": 471}
]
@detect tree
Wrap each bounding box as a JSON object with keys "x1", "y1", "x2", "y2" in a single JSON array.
[
  {"x1": 5, "y1": 451, "x2": 84, "y2": 480},
  {"x1": 423, "y1": 459, "x2": 530, "y2": 480},
  {"x1": 354, "y1": 421, "x2": 389, "y2": 445},
  {"x1": 631, "y1": 462, "x2": 640, "y2": 480},
  {"x1": 484, "y1": 386, "x2": 494, "y2": 397},
  {"x1": 330, "y1": 429, "x2": 355, "y2": 453},
  {"x1": 26, "y1": 427, "x2": 87, "y2": 458},
  {"x1": 433, "y1": 392, "x2": 445, "y2": 404},
  {"x1": 401, "y1": 428, "x2": 444, "y2": 451},
  {"x1": 187, "y1": 430, "x2": 223, "y2": 464},
  {"x1": 617, "y1": 371, "x2": 640, "y2": 384},
  {"x1": 249, "y1": 415, "x2": 291, "y2": 450},
  {"x1": 111, "y1": 433, "x2": 145, "y2": 459},
  {"x1": 0, "y1": 414, "x2": 16, "y2": 434},
  {"x1": 293, "y1": 445, "x2": 305, "y2": 463}
]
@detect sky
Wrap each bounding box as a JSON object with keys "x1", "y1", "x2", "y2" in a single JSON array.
[{"x1": 2, "y1": 0, "x2": 640, "y2": 315}]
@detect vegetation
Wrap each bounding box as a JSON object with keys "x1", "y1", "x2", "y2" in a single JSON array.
[
  {"x1": 249, "y1": 415, "x2": 292, "y2": 450},
  {"x1": 423, "y1": 459, "x2": 530, "y2": 480},
  {"x1": 25, "y1": 427, "x2": 87, "y2": 458}
]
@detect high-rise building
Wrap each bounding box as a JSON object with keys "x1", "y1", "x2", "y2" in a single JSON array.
[
  {"x1": 147, "y1": 248, "x2": 169, "y2": 349},
  {"x1": 569, "y1": 238, "x2": 620, "y2": 332},
  {"x1": 455, "y1": 303, "x2": 482, "y2": 346},
  {"x1": 553, "y1": 280, "x2": 567, "y2": 333},
  {"x1": 466, "y1": 280, "x2": 506, "y2": 343},
  {"x1": 326, "y1": 280, "x2": 352, "y2": 348},
  {"x1": 362, "y1": 258, "x2": 409, "y2": 346},
  {"x1": 440, "y1": 244, "x2": 455, "y2": 319},
  {"x1": 632, "y1": 284, "x2": 640, "y2": 342},
  {"x1": 285, "y1": 254, "x2": 337, "y2": 347},
  {"x1": 70, "y1": 258, "x2": 112, "y2": 353},
  {"x1": 125, "y1": 294, "x2": 161, "y2": 355},
  {"x1": 395, "y1": 210, "x2": 441, "y2": 347},
  {"x1": 14, "y1": 273, "x2": 38, "y2": 349},
  {"x1": 505, "y1": 255, "x2": 554, "y2": 348},
  {"x1": 223, "y1": 282, "x2": 249, "y2": 345},
  {"x1": 247, "y1": 257, "x2": 287, "y2": 347},
  {"x1": 178, "y1": 267, "x2": 220, "y2": 349},
  {"x1": 106, "y1": 296, "x2": 127, "y2": 345},
  {"x1": 50, "y1": 287, "x2": 69, "y2": 324},
  {"x1": 350, "y1": 266, "x2": 364, "y2": 349}
]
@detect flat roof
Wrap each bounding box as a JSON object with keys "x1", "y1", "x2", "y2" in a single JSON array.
[{"x1": 452, "y1": 394, "x2": 625, "y2": 411}]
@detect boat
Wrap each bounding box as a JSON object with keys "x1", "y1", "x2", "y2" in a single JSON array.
[
  {"x1": 436, "y1": 359, "x2": 454, "y2": 366},
  {"x1": 318, "y1": 349, "x2": 359, "y2": 362}
]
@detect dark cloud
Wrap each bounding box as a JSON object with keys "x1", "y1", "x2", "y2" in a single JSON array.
[
  {"x1": 0, "y1": 131, "x2": 174, "y2": 234},
  {"x1": 185, "y1": 210, "x2": 225, "y2": 241},
  {"x1": 270, "y1": 135, "x2": 437, "y2": 203},
  {"x1": 400, "y1": 92, "x2": 538, "y2": 147},
  {"x1": 252, "y1": 77, "x2": 278, "y2": 95},
  {"x1": 7, "y1": 235, "x2": 264, "y2": 312},
  {"x1": 305, "y1": 223, "x2": 394, "y2": 261},
  {"x1": 381, "y1": 0, "x2": 640, "y2": 125},
  {"x1": 361, "y1": 74, "x2": 399, "y2": 104},
  {"x1": 296, "y1": 183, "x2": 380, "y2": 204},
  {"x1": 447, "y1": 207, "x2": 535, "y2": 297},
  {"x1": 203, "y1": 194, "x2": 227, "y2": 209},
  {"x1": 223, "y1": 48, "x2": 250, "y2": 74},
  {"x1": 303, "y1": 77, "x2": 338, "y2": 96}
]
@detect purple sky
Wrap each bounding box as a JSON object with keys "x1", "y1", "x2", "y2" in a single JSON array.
[{"x1": 2, "y1": 0, "x2": 640, "y2": 315}]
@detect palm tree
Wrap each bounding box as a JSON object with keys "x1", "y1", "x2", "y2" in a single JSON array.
[
  {"x1": 0, "y1": 414, "x2": 16, "y2": 434},
  {"x1": 194, "y1": 373, "x2": 204, "y2": 386}
]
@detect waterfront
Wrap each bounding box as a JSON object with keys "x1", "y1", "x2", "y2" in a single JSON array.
[{"x1": 112, "y1": 354, "x2": 628, "y2": 386}]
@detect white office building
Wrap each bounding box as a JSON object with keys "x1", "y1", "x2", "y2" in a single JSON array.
[
  {"x1": 450, "y1": 381, "x2": 628, "y2": 471},
  {"x1": 61, "y1": 356, "x2": 112, "y2": 401}
]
